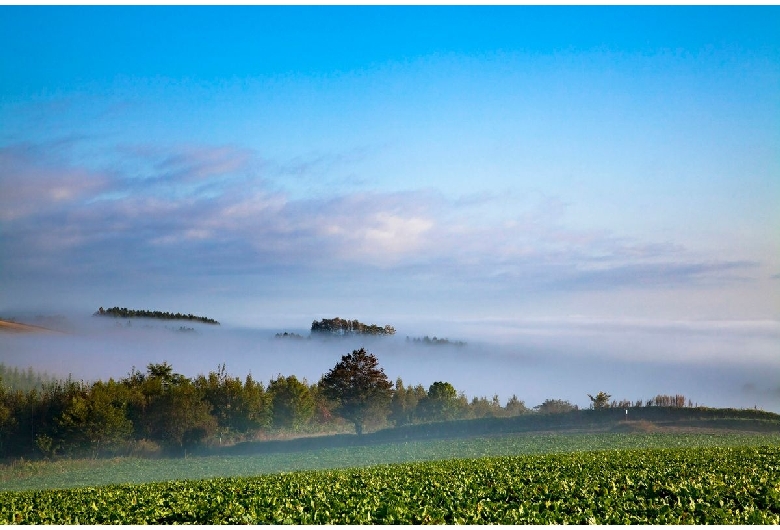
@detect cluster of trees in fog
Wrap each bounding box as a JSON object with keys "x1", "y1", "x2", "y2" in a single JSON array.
[
  {"x1": 274, "y1": 332, "x2": 306, "y2": 339},
  {"x1": 0, "y1": 363, "x2": 56, "y2": 393},
  {"x1": 311, "y1": 317, "x2": 395, "y2": 336},
  {"x1": 405, "y1": 336, "x2": 467, "y2": 347},
  {"x1": 274, "y1": 318, "x2": 397, "y2": 339},
  {"x1": 0, "y1": 348, "x2": 696, "y2": 461},
  {"x1": 93, "y1": 307, "x2": 220, "y2": 325}
]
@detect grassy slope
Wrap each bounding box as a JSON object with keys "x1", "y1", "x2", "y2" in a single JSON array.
[{"x1": 212, "y1": 406, "x2": 780, "y2": 457}]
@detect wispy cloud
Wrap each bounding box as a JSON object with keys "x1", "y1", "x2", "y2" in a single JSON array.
[
  {"x1": 116, "y1": 143, "x2": 256, "y2": 188},
  {"x1": 549, "y1": 260, "x2": 759, "y2": 291},
  {"x1": 153, "y1": 145, "x2": 253, "y2": 183},
  {"x1": 0, "y1": 139, "x2": 765, "y2": 295},
  {"x1": 0, "y1": 143, "x2": 114, "y2": 222},
  {"x1": 276, "y1": 147, "x2": 372, "y2": 180},
  {"x1": 264, "y1": 146, "x2": 381, "y2": 193}
]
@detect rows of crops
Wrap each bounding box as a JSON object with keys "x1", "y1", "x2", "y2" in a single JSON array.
[
  {"x1": 3, "y1": 445, "x2": 779, "y2": 524},
  {"x1": 5, "y1": 432, "x2": 780, "y2": 492}
]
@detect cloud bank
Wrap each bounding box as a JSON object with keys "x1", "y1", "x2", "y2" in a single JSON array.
[
  {"x1": 1, "y1": 315, "x2": 778, "y2": 412},
  {"x1": 1, "y1": 139, "x2": 760, "y2": 299}
]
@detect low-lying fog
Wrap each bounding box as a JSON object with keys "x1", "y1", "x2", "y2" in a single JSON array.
[{"x1": 2, "y1": 313, "x2": 779, "y2": 412}]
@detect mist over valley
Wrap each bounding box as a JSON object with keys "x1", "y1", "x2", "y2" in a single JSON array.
[{"x1": 2, "y1": 309, "x2": 778, "y2": 412}]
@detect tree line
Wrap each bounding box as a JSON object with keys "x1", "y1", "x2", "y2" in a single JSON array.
[
  {"x1": 93, "y1": 307, "x2": 220, "y2": 325},
  {"x1": 0, "y1": 363, "x2": 56, "y2": 393},
  {"x1": 587, "y1": 391, "x2": 697, "y2": 409},
  {"x1": 0, "y1": 349, "x2": 697, "y2": 461}
]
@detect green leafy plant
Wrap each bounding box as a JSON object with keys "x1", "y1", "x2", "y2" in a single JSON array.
[{"x1": 3, "y1": 444, "x2": 779, "y2": 524}]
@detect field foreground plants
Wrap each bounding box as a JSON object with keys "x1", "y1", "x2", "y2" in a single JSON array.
[
  {"x1": 2, "y1": 444, "x2": 779, "y2": 524},
  {"x1": 3, "y1": 432, "x2": 779, "y2": 492}
]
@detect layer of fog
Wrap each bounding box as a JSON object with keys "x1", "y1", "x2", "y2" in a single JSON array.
[{"x1": 1, "y1": 312, "x2": 779, "y2": 412}]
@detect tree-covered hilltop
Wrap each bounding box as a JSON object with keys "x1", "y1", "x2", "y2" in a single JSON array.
[
  {"x1": 311, "y1": 317, "x2": 395, "y2": 336},
  {"x1": 94, "y1": 307, "x2": 219, "y2": 325}
]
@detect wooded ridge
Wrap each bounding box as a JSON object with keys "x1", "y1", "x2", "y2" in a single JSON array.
[{"x1": 94, "y1": 307, "x2": 219, "y2": 325}]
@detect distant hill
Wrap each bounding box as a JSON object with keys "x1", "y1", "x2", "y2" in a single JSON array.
[
  {"x1": 0, "y1": 319, "x2": 57, "y2": 334},
  {"x1": 379, "y1": 406, "x2": 780, "y2": 441},
  {"x1": 94, "y1": 307, "x2": 220, "y2": 325}
]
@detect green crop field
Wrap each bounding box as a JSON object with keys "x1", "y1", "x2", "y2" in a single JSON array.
[
  {"x1": 2, "y1": 445, "x2": 779, "y2": 524},
  {"x1": 3, "y1": 432, "x2": 780, "y2": 492}
]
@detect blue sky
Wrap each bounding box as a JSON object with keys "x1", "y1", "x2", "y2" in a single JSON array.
[{"x1": 1, "y1": 6, "x2": 778, "y2": 344}]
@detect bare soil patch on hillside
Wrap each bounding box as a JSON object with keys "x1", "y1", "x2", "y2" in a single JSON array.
[{"x1": 0, "y1": 319, "x2": 56, "y2": 334}]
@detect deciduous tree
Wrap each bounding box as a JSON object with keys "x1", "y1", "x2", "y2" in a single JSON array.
[
  {"x1": 588, "y1": 391, "x2": 612, "y2": 409},
  {"x1": 57, "y1": 379, "x2": 132, "y2": 457},
  {"x1": 195, "y1": 365, "x2": 270, "y2": 433},
  {"x1": 535, "y1": 398, "x2": 577, "y2": 414},
  {"x1": 318, "y1": 348, "x2": 393, "y2": 435},
  {"x1": 268, "y1": 375, "x2": 314, "y2": 430},
  {"x1": 126, "y1": 363, "x2": 216, "y2": 455},
  {"x1": 420, "y1": 381, "x2": 460, "y2": 421},
  {"x1": 389, "y1": 378, "x2": 426, "y2": 427},
  {"x1": 505, "y1": 394, "x2": 528, "y2": 416}
]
